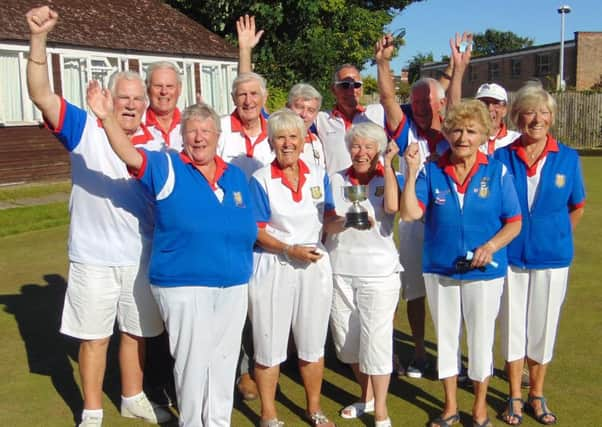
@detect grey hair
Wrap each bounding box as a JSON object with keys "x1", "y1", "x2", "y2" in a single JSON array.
[
  {"x1": 231, "y1": 72, "x2": 268, "y2": 97},
  {"x1": 267, "y1": 108, "x2": 305, "y2": 148},
  {"x1": 287, "y1": 83, "x2": 323, "y2": 109},
  {"x1": 410, "y1": 77, "x2": 446, "y2": 101},
  {"x1": 333, "y1": 63, "x2": 360, "y2": 84},
  {"x1": 145, "y1": 61, "x2": 182, "y2": 87},
  {"x1": 510, "y1": 82, "x2": 557, "y2": 127},
  {"x1": 107, "y1": 71, "x2": 146, "y2": 98},
  {"x1": 180, "y1": 103, "x2": 221, "y2": 137},
  {"x1": 345, "y1": 122, "x2": 388, "y2": 155}
]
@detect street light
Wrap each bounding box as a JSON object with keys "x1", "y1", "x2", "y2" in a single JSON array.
[{"x1": 557, "y1": 4, "x2": 571, "y2": 91}]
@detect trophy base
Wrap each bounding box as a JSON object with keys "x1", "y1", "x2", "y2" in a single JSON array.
[{"x1": 345, "y1": 212, "x2": 371, "y2": 230}]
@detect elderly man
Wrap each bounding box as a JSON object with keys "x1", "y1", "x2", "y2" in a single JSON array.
[
  {"x1": 26, "y1": 6, "x2": 171, "y2": 427},
  {"x1": 144, "y1": 61, "x2": 183, "y2": 151},
  {"x1": 375, "y1": 34, "x2": 470, "y2": 381},
  {"x1": 475, "y1": 83, "x2": 521, "y2": 155},
  {"x1": 316, "y1": 64, "x2": 385, "y2": 176}
]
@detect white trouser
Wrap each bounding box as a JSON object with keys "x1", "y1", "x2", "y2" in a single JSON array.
[
  {"x1": 151, "y1": 284, "x2": 247, "y2": 427},
  {"x1": 330, "y1": 273, "x2": 400, "y2": 375},
  {"x1": 424, "y1": 274, "x2": 503, "y2": 382},
  {"x1": 398, "y1": 221, "x2": 426, "y2": 301},
  {"x1": 500, "y1": 266, "x2": 569, "y2": 364}
]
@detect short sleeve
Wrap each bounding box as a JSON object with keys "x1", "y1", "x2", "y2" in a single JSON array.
[
  {"x1": 45, "y1": 98, "x2": 87, "y2": 151},
  {"x1": 414, "y1": 169, "x2": 428, "y2": 213},
  {"x1": 137, "y1": 150, "x2": 172, "y2": 198},
  {"x1": 569, "y1": 156, "x2": 586, "y2": 209},
  {"x1": 248, "y1": 176, "x2": 271, "y2": 226},
  {"x1": 323, "y1": 173, "x2": 335, "y2": 214},
  {"x1": 500, "y1": 165, "x2": 522, "y2": 222}
]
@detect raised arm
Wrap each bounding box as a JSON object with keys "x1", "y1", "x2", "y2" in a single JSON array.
[
  {"x1": 375, "y1": 34, "x2": 404, "y2": 133},
  {"x1": 26, "y1": 6, "x2": 61, "y2": 127},
  {"x1": 236, "y1": 15, "x2": 264, "y2": 74},
  {"x1": 399, "y1": 143, "x2": 424, "y2": 221},
  {"x1": 383, "y1": 140, "x2": 401, "y2": 214},
  {"x1": 446, "y1": 32, "x2": 472, "y2": 109},
  {"x1": 86, "y1": 81, "x2": 143, "y2": 171}
]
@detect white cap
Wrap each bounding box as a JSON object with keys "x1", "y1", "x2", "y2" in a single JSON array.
[{"x1": 475, "y1": 83, "x2": 508, "y2": 102}]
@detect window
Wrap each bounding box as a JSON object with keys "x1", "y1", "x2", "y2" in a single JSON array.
[
  {"x1": 0, "y1": 50, "x2": 45, "y2": 124},
  {"x1": 488, "y1": 62, "x2": 500, "y2": 81},
  {"x1": 511, "y1": 59, "x2": 521, "y2": 78},
  {"x1": 536, "y1": 54, "x2": 552, "y2": 76},
  {"x1": 62, "y1": 55, "x2": 119, "y2": 108}
]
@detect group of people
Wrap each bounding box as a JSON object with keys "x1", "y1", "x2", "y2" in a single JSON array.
[{"x1": 25, "y1": 6, "x2": 585, "y2": 427}]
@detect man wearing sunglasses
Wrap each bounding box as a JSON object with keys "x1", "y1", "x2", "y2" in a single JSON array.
[{"x1": 316, "y1": 65, "x2": 386, "y2": 176}]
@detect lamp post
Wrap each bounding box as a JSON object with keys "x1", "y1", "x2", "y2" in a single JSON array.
[{"x1": 557, "y1": 5, "x2": 571, "y2": 91}]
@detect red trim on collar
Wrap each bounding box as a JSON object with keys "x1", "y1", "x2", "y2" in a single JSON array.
[
  {"x1": 331, "y1": 104, "x2": 366, "y2": 130},
  {"x1": 486, "y1": 123, "x2": 509, "y2": 155},
  {"x1": 145, "y1": 107, "x2": 181, "y2": 146},
  {"x1": 180, "y1": 152, "x2": 229, "y2": 190},
  {"x1": 438, "y1": 150, "x2": 489, "y2": 194},
  {"x1": 94, "y1": 118, "x2": 154, "y2": 146},
  {"x1": 345, "y1": 162, "x2": 385, "y2": 185},
  {"x1": 305, "y1": 130, "x2": 317, "y2": 143},
  {"x1": 417, "y1": 127, "x2": 445, "y2": 154},
  {"x1": 270, "y1": 159, "x2": 309, "y2": 202},
  {"x1": 230, "y1": 109, "x2": 268, "y2": 157},
  {"x1": 509, "y1": 134, "x2": 559, "y2": 177}
]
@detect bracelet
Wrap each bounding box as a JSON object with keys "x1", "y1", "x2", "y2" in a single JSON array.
[
  {"x1": 282, "y1": 244, "x2": 293, "y2": 262},
  {"x1": 28, "y1": 56, "x2": 47, "y2": 66},
  {"x1": 439, "y1": 71, "x2": 452, "y2": 80}
]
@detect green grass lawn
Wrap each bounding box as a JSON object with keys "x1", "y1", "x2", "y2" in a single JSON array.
[{"x1": 0, "y1": 159, "x2": 600, "y2": 426}]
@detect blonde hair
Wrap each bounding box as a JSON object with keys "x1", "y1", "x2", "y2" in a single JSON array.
[
  {"x1": 510, "y1": 83, "x2": 557, "y2": 127},
  {"x1": 443, "y1": 99, "x2": 492, "y2": 139},
  {"x1": 267, "y1": 109, "x2": 305, "y2": 147}
]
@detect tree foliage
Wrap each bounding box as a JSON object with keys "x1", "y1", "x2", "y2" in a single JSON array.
[
  {"x1": 472, "y1": 29, "x2": 533, "y2": 57},
  {"x1": 166, "y1": 0, "x2": 420, "y2": 107},
  {"x1": 407, "y1": 52, "x2": 433, "y2": 84}
]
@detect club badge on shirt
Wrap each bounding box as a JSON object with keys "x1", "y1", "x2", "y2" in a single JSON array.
[
  {"x1": 434, "y1": 188, "x2": 448, "y2": 205},
  {"x1": 311, "y1": 186, "x2": 322, "y2": 199},
  {"x1": 233, "y1": 191, "x2": 244, "y2": 207},
  {"x1": 555, "y1": 174, "x2": 566, "y2": 188},
  {"x1": 478, "y1": 177, "x2": 490, "y2": 198}
]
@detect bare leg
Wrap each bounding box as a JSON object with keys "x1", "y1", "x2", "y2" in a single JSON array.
[
  {"x1": 370, "y1": 374, "x2": 390, "y2": 422},
  {"x1": 119, "y1": 332, "x2": 145, "y2": 397},
  {"x1": 79, "y1": 338, "x2": 110, "y2": 409},
  {"x1": 440, "y1": 376, "x2": 458, "y2": 419},
  {"x1": 407, "y1": 297, "x2": 426, "y2": 360},
  {"x1": 472, "y1": 377, "x2": 490, "y2": 424},
  {"x1": 527, "y1": 358, "x2": 556, "y2": 424},
  {"x1": 299, "y1": 358, "x2": 324, "y2": 415},
  {"x1": 255, "y1": 362, "x2": 280, "y2": 421},
  {"x1": 350, "y1": 363, "x2": 373, "y2": 402},
  {"x1": 503, "y1": 359, "x2": 524, "y2": 424}
]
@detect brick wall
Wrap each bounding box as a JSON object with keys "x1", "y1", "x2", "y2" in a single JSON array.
[{"x1": 575, "y1": 32, "x2": 602, "y2": 90}]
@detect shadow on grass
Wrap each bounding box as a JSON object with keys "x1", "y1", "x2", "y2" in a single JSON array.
[{"x1": 0, "y1": 274, "x2": 122, "y2": 425}]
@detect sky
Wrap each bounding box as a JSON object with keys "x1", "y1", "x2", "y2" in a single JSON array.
[{"x1": 363, "y1": 0, "x2": 602, "y2": 76}]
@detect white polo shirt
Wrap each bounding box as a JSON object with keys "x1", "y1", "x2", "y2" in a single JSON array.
[
  {"x1": 49, "y1": 98, "x2": 163, "y2": 266},
  {"x1": 479, "y1": 123, "x2": 521, "y2": 156},
  {"x1": 325, "y1": 164, "x2": 403, "y2": 276},
  {"x1": 144, "y1": 107, "x2": 183, "y2": 151},
  {"x1": 218, "y1": 110, "x2": 274, "y2": 180},
  {"x1": 316, "y1": 104, "x2": 385, "y2": 176},
  {"x1": 300, "y1": 131, "x2": 326, "y2": 169}
]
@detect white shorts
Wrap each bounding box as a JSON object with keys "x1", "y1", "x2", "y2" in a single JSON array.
[
  {"x1": 398, "y1": 221, "x2": 426, "y2": 301},
  {"x1": 60, "y1": 261, "x2": 164, "y2": 340},
  {"x1": 152, "y1": 284, "x2": 247, "y2": 427},
  {"x1": 249, "y1": 252, "x2": 333, "y2": 367},
  {"x1": 500, "y1": 266, "x2": 569, "y2": 365},
  {"x1": 424, "y1": 273, "x2": 503, "y2": 382},
  {"x1": 330, "y1": 273, "x2": 400, "y2": 375}
]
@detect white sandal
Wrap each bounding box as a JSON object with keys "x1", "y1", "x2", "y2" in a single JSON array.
[{"x1": 340, "y1": 399, "x2": 375, "y2": 419}]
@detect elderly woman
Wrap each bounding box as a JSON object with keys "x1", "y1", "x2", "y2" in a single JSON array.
[
  {"x1": 324, "y1": 122, "x2": 403, "y2": 427},
  {"x1": 248, "y1": 109, "x2": 336, "y2": 427},
  {"x1": 286, "y1": 83, "x2": 326, "y2": 168},
  {"x1": 401, "y1": 99, "x2": 522, "y2": 427},
  {"x1": 494, "y1": 84, "x2": 585, "y2": 426},
  {"x1": 87, "y1": 83, "x2": 257, "y2": 427}
]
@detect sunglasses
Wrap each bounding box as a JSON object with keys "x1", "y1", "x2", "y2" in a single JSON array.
[{"x1": 335, "y1": 80, "x2": 363, "y2": 89}]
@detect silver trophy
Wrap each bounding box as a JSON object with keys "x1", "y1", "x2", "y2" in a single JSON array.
[{"x1": 343, "y1": 185, "x2": 370, "y2": 230}]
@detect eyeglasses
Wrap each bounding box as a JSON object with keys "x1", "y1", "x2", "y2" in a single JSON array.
[{"x1": 335, "y1": 80, "x2": 363, "y2": 89}]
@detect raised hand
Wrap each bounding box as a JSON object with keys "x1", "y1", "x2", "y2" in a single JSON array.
[
  {"x1": 237, "y1": 14, "x2": 264, "y2": 50},
  {"x1": 374, "y1": 34, "x2": 395, "y2": 63},
  {"x1": 384, "y1": 140, "x2": 400, "y2": 167},
  {"x1": 449, "y1": 32, "x2": 473, "y2": 71},
  {"x1": 404, "y1": 142, "x2": 421, "y2": 173},
  {"x1": 86, "y1": 80, "x2": 113, "y2": 120},
  {"x1": 25, "y1": 6, "x2": 59, "y2": 35}
]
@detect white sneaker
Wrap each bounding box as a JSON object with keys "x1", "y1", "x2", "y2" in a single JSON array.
[
  {"x1": 120, "y1": 393, "x2": 172, "y2": 424},
  {"x1": 375, "y1": 417, "x2": 392, "y2": 427},
  {"x1": 78, "y1": 416, "x2": 102, "y2": 427}
]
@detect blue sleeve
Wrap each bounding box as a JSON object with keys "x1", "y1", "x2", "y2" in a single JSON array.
[
  {"x1": 137, "y1": 149, "x2": 171, "y2": 198},
  {"x1": 500, "y1": 166, "x2": 522, "y2": 220},
  {"x1": 393, "y1": 116, "x2": 411, "y2": 154},
  {"x1": 415, "y1": 169, "x2": 429, "y2": 208},
  {"x1": 569, "y1": 155, "x2": 586, "y2": 208},
  {"x1": 323, "y1": 173, "x2": 335, "y2": 212},
  {"x1": 48, "y1": 99, "x2": 87, "y2": 151},
  {"x1": 248, "y1": 176, "x2": 271, "y2": 224}
]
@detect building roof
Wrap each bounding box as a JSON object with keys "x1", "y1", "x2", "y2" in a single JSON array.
[{"x1": 0, "y1": 0, "x2": 238, "y2": 60}]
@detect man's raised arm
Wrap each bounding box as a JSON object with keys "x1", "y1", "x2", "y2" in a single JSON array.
[
  {"x1": 236, "y1": 15, "x2": 264, "y2": 74},
  {"x1": 375, "y1": 34, "x2": 404, "y2": 133}
]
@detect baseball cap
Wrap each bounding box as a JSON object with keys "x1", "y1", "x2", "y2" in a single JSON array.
[{"x1": 475, "y1": 83, "x2": 508, "y2": 102}]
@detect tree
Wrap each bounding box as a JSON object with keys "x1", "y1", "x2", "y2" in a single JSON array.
[
  {"x1": 407, "y1": 52, "x2": 434, "y2": 84},
  {"x1": 472, "y1": 29, "x2": 533, "y2": 57},
  {"x1": 166, "y1": 0, "x2": 420, "y2": 107},
  {"x1": 362, "y1": 75, "x2": 378, "y2": 95}
]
